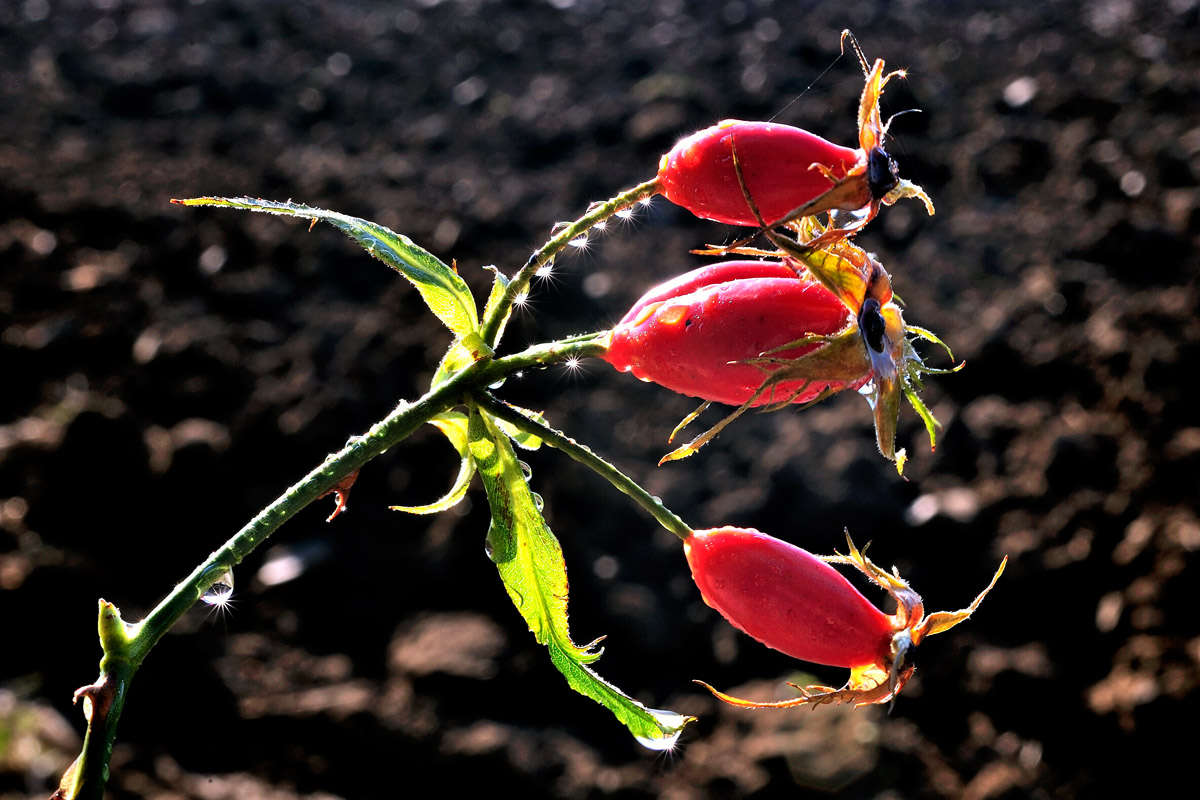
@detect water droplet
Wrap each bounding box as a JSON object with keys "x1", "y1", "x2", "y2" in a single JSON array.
[
  {"x1": 858, "y1": 380, "x2": 879, "y2": 408},
  {"x1": 830, "y1": 206, "x2": 871, "y2": 229},
  {"x1": 531, "y1": 492, "x2": 544, "y2": 511},
  {"x1": 485, "y1": 523, "x2": 515, "y2": 563},
  {"x1": 568, "y1": 234, "x2": 589, "y2": 248},
  {"x1": 489, "y1": 378, "x2": 507, "y2": 390},
  {"x1": 201, "y1": 568, "x2": 234, "y2": 606},
  {"x1": 518, "y1": 460, "x2": 532, "y2": 480},
  {"x1": 633, "y1": 707, "x2": 690, "y2": 751}
]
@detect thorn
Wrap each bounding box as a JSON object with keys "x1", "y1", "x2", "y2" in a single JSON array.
[{"x1": 320, "y1": 469, "x2": 360, "y2": 522}]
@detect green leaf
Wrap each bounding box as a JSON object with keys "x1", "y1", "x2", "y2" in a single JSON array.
[
  {"x1": 174, "y1": 196, "x2": 479, "y2": 337},
  {"x1": 467, "y1": 406, "x2": 693, "y2": 745},
  {"x1": 432, "y1": 340, "x2": 482, "y2": 389},
  {"x1": 390, "y1": 411, "x2": 474, "y2": 514},
  {"x1": 480, "y1": 266, "x2": 515, "y2": 350},
  {"x1": 492, "y1": 404, "x2": 546, "y2": 451}
]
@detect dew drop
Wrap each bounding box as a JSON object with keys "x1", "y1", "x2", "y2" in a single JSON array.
[
  {"x1": 518, "y1": 460, "x2": 533, "y2": 480},
  {"x1": 485, "y1": 523, "x2": 515, "y2": 563},
  {"x1": 531, "y1": 492, "x2": 544, "y2": 511},
  {"x1": 201, "y1": 568, "x2": 234, "y2": 606},
  {"x1": 829, "y1": 206, "x2": 871, "y2": 229},
  {"x1": 633, "y1": 707, "x2": 690, "y2": 751},
  {"x1": 568, "y1": 234, "x2": 589, "y2": 248}
]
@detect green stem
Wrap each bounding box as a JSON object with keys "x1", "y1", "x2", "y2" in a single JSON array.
[
  {"x1": 65, "y1": 326, "x2": 624, "y2": 798},
  {"x1": 69, "y1": 357, "x2": 491, "y2": 799},
  {"x1": 472, "y1": 390, "x2": 693, "y2": 541},
  {"x1": 478, "y1": 330, "x2": 611, "y2": 382},
  {"x1": 479, "y1": 177, "x2": 661, "y2": 347},
  {"x1": 128, "y1": 371, "x2": 477, "y2": 662}
]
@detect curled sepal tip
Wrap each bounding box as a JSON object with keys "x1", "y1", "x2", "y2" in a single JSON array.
[{"x1": 913, "y1": 555, "x2": 1008, "y2": 644}]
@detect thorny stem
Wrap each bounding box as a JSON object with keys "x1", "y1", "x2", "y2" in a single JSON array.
[
  {"x1": 472, "y1": 390, "x2": 694, "y2": 541},
  {"x1": 479, "y1": 177, "x2": 662, "y2": 347},
  {"x1": 479, "y1": 330, "x2": 611, "y2": 380},
  {"x1": 64, "y1": 327, "x2": 617, "y2": 799},
  {"x1": 64, "y1": 361, "x2": 483, "y2": 800}
]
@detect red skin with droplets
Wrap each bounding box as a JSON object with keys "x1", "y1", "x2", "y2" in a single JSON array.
[
  {"x1": 657, "y1": 120, "x2": 862, "y2": 226},
  {"x1": 602, "y1": 262, "x2": 856, "y2": 408},
  {"x1": 685, "y1": 527, "x2": 895, "y2": 670}
]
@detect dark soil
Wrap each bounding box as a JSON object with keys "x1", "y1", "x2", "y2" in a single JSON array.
[{"x1": 3, "y1": 1, "x2": 1198, "y2": 798}]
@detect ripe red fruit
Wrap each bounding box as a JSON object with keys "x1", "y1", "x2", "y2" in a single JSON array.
[
  {"x1": 656, "y1": 39, "x2": 933, "y2": 242},
  {"x1": 602, "y1": 261, "x2": 865, "y2": 408},
  {"x1": 657, "y1": 120, "x2": 862, "y2": 228},
  {"x1": 684, "y1": 526, "x2": 1006, "y2": 709},
  {"x1": 685, "y1": 527, "x2": 894, "y2": 670}
]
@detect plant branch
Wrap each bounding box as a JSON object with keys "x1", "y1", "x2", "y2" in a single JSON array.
[
  {"x1": 63, "y1": 323, "x2": 628, "y2": 798},
  {"x1": 67, "y1": 355, "x2": 496, "y2": 799},
  {"x1": 473, "y1": 390, "x2": 693, "y2": 541},
  {"x1": 478, "y1": 330, "x2": 612, "y2": 381},
  {"x1": 479, "y1": 177, "x2": 662, "y2": 347}
]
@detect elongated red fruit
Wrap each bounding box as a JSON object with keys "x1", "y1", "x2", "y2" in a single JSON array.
[
  {"x1": 602, "y1": 261, "x2": 860, "y2": 407},
  {"x1": 684, "y1": 526, "x2": 1007, "y2": 710},
  {"x1": 657, "y1": 120, "x2": 862, "y2": 227},
  {"x1": 685, "y1": 527, "x2": 894, "y2": 670}
]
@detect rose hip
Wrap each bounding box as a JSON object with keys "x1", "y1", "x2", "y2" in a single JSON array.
[
  {"x1": 685, "y1": 527, "x2": 894, "y2": 670},
  {"x1": 655, "y1": 34, "x2": 933, "y2": 242},
  {"x1": 602, "y1": 261, "x2": 862, "y2": 408},
  {"x1": 657, "y1": 120, "x2": 861, "y2": 227},
  {"x1": 684, "y1": 526, "x2": 1006, "y2": 708}
]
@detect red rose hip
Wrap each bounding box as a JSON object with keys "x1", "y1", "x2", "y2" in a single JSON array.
[
  {"x1": 683, "y1": 526, "x2": 1007, "y2": 709},
  {"x1": 657, "y1": 120, "x2": 862, "y2": 227},
  {"x1": 685, "y1": 527, "x2": 894, "y2": 670},
  {"x1": 602, "y1": 261, "x2": 861, "y2": 408}
]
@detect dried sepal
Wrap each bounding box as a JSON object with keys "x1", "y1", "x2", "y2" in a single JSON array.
[
  {"x1": 695, "y1": 662, "x2": 916, "y2": 710},
  {"x1": 756, "y1": 32, "x2": 934, "y2": 244},
  {"x1": 913, "y1": 557, "x2": 1008, "y2": 644}
]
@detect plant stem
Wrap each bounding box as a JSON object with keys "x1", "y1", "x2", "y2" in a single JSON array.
[
  {"x1": 479, "y1": 177, "x2": 661, "y2": 347},
  {"x1": 64, "y1": 325, "x2": 623, "y2": 798},
  {"x1": 479, "y1": 330, "x2": 611, "y2": 381},
  {"x1": 69, "y1": 357, "x2": 487, "y2": 798},
  {"x1": 472, "y1": 390, "x2": 693, "y2": 541}
]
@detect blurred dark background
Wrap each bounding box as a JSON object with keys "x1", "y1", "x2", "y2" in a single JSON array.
[{"x1": 2, "y1": 1, "x2": 1198, "y2": 798}]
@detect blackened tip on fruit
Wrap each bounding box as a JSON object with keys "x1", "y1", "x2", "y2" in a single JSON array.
[
  {"x1": 866, "y1": 146, "x2": 898, "y2": 200},
  {"x1": 860, "y1": 298, "x2": 887, "y2": 353}
]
